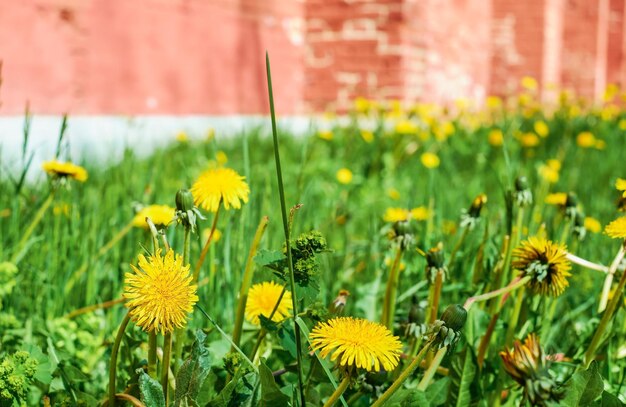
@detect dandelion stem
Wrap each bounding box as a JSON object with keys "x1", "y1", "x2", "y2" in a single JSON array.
[
  {"x1": 148, "y1": 332, "x2": 157, "y2": 379},
  {"x1": 266, "y1": 51, "x2": 306, "y2": 407},
  {"x1": 504, "y1": 285, "x2": 526, "y2": 346},
  {"x1": 193, "y1": 200, "x2": 221, "y2": 284},
  {"x1": 417, "y1": 346, "x2": 447, "y2": 391},
  {"x1": 372, "y1": 341, "x2": 432, "y2": 407},
  {"x1": 324, "y1": 376, "x2": 351, "y2": 407},
  {"x1": 583, "y1": 243, "x2": 626, "y2": 368},
  {"x1": 64, "y1": 297, "x2": 124, "y2": 319},
  {"x1": 250, "y1": 285, "x2": 287, "y2": 361},
  {"x1": 381, "y1": 244, "x2": 404, "y2": 329},
  {"x1": 107, "y1": 312, "x2": 131, "y2": 407},
  {"x1": 11, "y1": 192, "x2": 54, "y2": 263},
  {"x1": 98, "y1": 220, "x2": 134, "y2": 257},
  {"x1": 566, "y1": 253, "x2": 610, "y2": 274},
  {"x1": 232, "y1": 216, "x2": 269, "y2": 350},
  {"x1": 598, "y1": 244, "x2": 625, "y2": 312},
  {"x1": 464, "y1": 276, "x2": 531, "y2": 310},
  {"x1": 173, "y1": 225, "x2": 192, "y2": 373},
  {"x1": 427, "y1": 269, "x2": 444, "y2": 325},
  {"x1": 161, "y1": 332, "x2": 173, "y2": 403},
  {"x1": 447, "y1": 227, "x2": 469, "y2": 269}
]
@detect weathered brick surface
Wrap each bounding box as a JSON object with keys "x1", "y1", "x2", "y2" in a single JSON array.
[{"x1": 0, "y1": 0, "x2": 624, "y2": 115}]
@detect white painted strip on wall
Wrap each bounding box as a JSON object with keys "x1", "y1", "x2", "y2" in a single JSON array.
[{"x1": 0, "y1": 115, "x2": 317, "y2": 180}]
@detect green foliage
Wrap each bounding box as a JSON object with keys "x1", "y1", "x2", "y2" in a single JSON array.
[
  {"x1": 561, "y1": 362, "x2": 604, "y2": 406},
  {"x1": 0, "y1": 350, "x2": 38, "y2": 406},
  {"x1": 174, "y1": 330, "x2": 213, "y2": 407},
  {"x1": 138, "y1": 369, "x2": 165, "y2": 407}
]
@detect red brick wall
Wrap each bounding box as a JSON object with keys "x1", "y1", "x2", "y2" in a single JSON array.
[
  {"x1": 0, "y1": 0, "x2": 624, "y2": 115},
  {"x1": 0, "y1": 0, "x2": 304, "y2": 115}
]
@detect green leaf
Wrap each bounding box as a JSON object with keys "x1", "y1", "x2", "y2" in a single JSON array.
[
  {"x1": 385, "y1": 388, "x2": 430, "y2": 406},
  {"x1": 597, "y1": 391, "x2": 626, "y2": 407},
  {"x1": 173, "y1": 330, "x2": 213, "y2": 407},
  {"x1": 447, "y1": 348, "x2": 479, "y2": 407},
  {"x1": 561, "y1": 361, "x2": 604, "y2": 406},
  {"x1": 259, "y1": 360, "x2": 291, "y2": 406},
  {"x1": 138, "y1": 369, "x2": 165, "y2": 407},
  {"x1": 22, "y1": 343, "x2": 54, "y2": 385},
  {"x1": 426, "y1": 378, "x2": 450, "y2": 406},
  {"x1": 207, "y1": 368, "x2": 246, "y2": 407},
  {"x1": 254, "y1": 249, "x2": 285, "y2": 269},
  {"x1": 278, "y1": 324, "x2": 298, "y2": 358}
]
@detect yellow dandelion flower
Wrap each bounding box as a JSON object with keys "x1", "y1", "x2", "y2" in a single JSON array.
[
  {"x1": 310, "y1": 317, "x2": 402, "y2": 372},
  {"x1": 547, "y1": 159, "x2": 561, "y2": 171},
  {"x1": 488, "y1": 129, "x2": 504, "y2": 146},
  {"x1": 383, "y1": 208, "x2": 410, "y2": 223},
  {"x1": 216, "y1": 151, "x2": 228, "y2": 165},
  {"x1": 576, "y1": 131, "x2": 596, "y2": 148},
  {"x1": 521, "y1": 76, "x2": 538, "y2": 91},
  {"x1": 360, "y1": 129, "x2": 374, "y2": 143},
  {"x1": 421, "y1": 152, "x2": 440, "y2": 169},
  {"x1": 132, "y1": 205, "x2": 175, "y2": 229},
  {"x1": 538, "y1": 164, "x2": 559, "y2": 184},
  {"x1": 616, "y1": 178, "x2": 626, "y2": 198},
  {"x1": 336, "y1": 168, "x2": 353, "y2": 185},
  {"x1": 245, "y1": 281, "x2": 292, "y2": 325},
  {"x1": 519, "y1": 133, "x2": 540, "y2": 147},
  {"x1": 411, "y1": 206, "x2": 431, "y2": 221},
  {"x1": 486, "y1": 96, "x2": 502, "y2": 109},
  {"x1": 595, "y1": 139, "x2": 606, "y2": 150},
  {"x1": 176, "y1": 131, "x2": 189, "y2": 143},
  {"x1": 512, "y1": 237, "x2": 571, "y2": 296},
  {"x1": 42, "y1": 160, "x2": 88, "y2": 182},
  {"x1": 544, "y1": 193, "x2": 567, "y2": 206},
  {"x1": 500, "y1": 334, "x2": 563, "y2": 405},
  {"x1": 534, "y1": 120, "x2": 549, "y2": 138},
  {"x1": 619, "y1": 119, "x2": 626, "y2": 131},
  {"x1": 387, "y1": 188, "x2": 400, "y2": 201},
  {"x1": 354, "y1": 97, "x2": 371, "y2": 114},
  {"x1": 191, "y1": 167, "x2": 250, "y2": 212},
  {"x1": 605, "y1": 216, "x2": 626, "y2": 239},
  {"x1": 202, "y1": 228, "x2": 222, "y2": 244},
  {"x1": 395, "y1": 120, "x2": 417, "y2": 135},
  {"x1": 124, "y1": 249, "x2": 198, "y2": 334},
  {"x1": 318, "y1": 130, "x2": 333, "y2": 141},
  {"x1": 603, "y1": 83, "x2": 619, "y2": 102},
  {"x1": 584, "y1": 217, "x2": 601, "y2": 234}
]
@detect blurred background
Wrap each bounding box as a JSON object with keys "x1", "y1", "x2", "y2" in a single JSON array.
[{"x1": 0, "y1": 0, "x2": 624, "y2": 163}]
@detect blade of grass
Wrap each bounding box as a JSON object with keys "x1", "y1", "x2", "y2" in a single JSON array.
[{"x1": 266, "y1": 51, "x2": 306, "y2": 407}]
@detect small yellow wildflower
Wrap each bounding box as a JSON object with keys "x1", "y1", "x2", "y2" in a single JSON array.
[
  {"x1": 488, "y1": 129, "x2": 504, "y2": 146},
  {"x1": 576, "y1": 131, "x2": 596, "y2": 148},
  {"x1": 354, "y1": 97, "x2": 371, "y2": 114},
  {"x1": 310, "y1": 317, "x2": 402, "y2": 372},
  {"x1": 216, "y1": 151, "x2": 228, "y2": 165},
  {"x1": 521, "y1": 76, "x2": 538, "y2": 91},
  {"x1": 191, "y1": 167, "x2": 250, "y2": 212},
  {"x1": 512, "y1": 237, "x2": 571, "y2": 297},
  {"x1": 534, "y1": 120, "x2": 549, "y2": 138},
  {"x1": 519, "y1": 133, "x2": 540, "y2": 148},
  {"x1": 421, "y1": 152, "x2": 440, "y2": 169},
  {"x1": 318, "y1": 130, "x2": 333, "y2": 141},
  {"x1": 547, "y1": 159, "x2": 561, "y2": 171},
  {"x1": 132, "y1": 205, "x2": 175, "y2": 229},
  {"x1": 619, "y1": 119, "x2": 626, "y2": 131},
  {"x1": 42, "y1": 160, "x2": 88, "y2": 182},
  {"x1": 202, "y1": 228, "x2": 222, "y2": 244},
  {"x1": 383, "y1": 208, "x2": 409, "y2": 223},
  {"x1": 411, "y1": 206, "x2": 431, "y2": 221},
  {"x1": 486, "y1": 96, "x2": 502, "y2": 110},
  {"x1": 395, "y1": 120, "x2": 418, "y2": 135},
  {"x1": 545, "y1": 193, "x2": 567, "y2": 206},
  {"x1": 124, "y1": 249, "x2": 198, "y2": 334},
  {"x1": 245, "y1": 281, "x2": 292, "y2": 325},
  {"x1": 605, "y1": 216, "x2": 626, "y2": 239},
  {"x1": 387, "y1": 188, "x2": 401, "y2": 201},
  {"x1": 176, "y1": 131, "x2": 189, "y2": 143},
  {"x1": 584, "y1": 217, "x2": 601, "y2": 234},
  {"x1": 336, "y1": 168, "x2": 353, "y2": 185},
  {"x1": 594, "y1": 139, "x2": 606, "y2": 150},
  {"x1": 615, "y1": 178, "x2": 626, "y2": 197},
  {"x1": 360, "y1": 129, "x2": 374, "y2": 143}
]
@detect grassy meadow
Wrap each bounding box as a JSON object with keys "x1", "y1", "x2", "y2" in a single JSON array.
[{"x1": 1, "y1": 81, "x2": 626, "y2": 406}]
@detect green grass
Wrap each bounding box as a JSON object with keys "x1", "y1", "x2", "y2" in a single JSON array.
[{"x1": 1, "y1": 99, "x2": 626, "y2": 405}]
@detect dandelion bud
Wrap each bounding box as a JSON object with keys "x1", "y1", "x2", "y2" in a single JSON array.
[
  {"x1": 440, "y1": 304, "x2": 467, "y2": 333},
  {"x1": 175, "y1": 189, "x2": 194, "y2": 212},
  {"x1": 564, "y1": 192, "x2": 578, "y2": 219},
  {"x1": 460, "y1": 193, "x2": 487, "y2": 229},
  {"x1": 425, "y1": 245, "x2": 448, "y2": 284},
  {"x1": 514, "y1": 176, "x2": 533, "y2": 207}
]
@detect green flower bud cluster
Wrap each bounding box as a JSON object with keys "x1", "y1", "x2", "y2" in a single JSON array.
[
  {"x1": 0, "y1": 351, "x2": 38, "y2": 404},
  {"x1": 174, "y1": 189, "x2": 205, "y2": 233},
  {"x1": 282, "y1": 231, "x2": 328, "y2": 286},
  {"x1": 426, "y1": 304, "x2": 467, "y2": 351}
]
